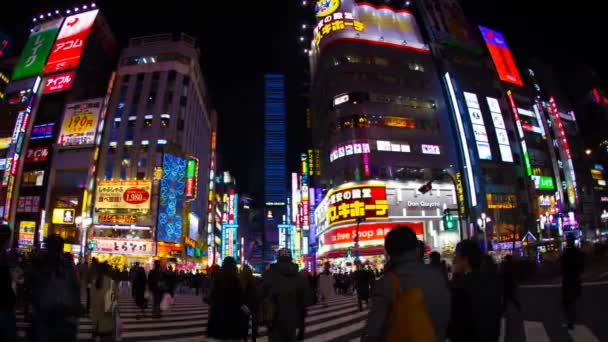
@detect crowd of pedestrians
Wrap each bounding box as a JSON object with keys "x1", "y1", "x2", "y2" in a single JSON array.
[{"x1": 0, "y1": 225, "x2": 590, "y2": 342}]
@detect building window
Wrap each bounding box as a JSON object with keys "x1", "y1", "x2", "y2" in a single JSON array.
[
  {"x1": 168, "y1": 70, "x2": 177, "y2": 81},
  {"x1": 122, "y1": 74, "x2": 130, "y2": 83},
  {"x1": 120, "y1": 159, "x2": 131, "y2": 180},
  {"x1": 408, "y1": 62, "x2": 425, "y2": 72},
  {"x1": 104, "y1": 159, "x2": 114, "y2": 180},
  {"x1": 22, "y1": 171, "x2": 45, "y2": 186},
  {"x1": 182, "y1": 76, "x2": 190, "y2": 86},
  {"x1": 137, "y1": 73, "x2": 145, "y2": 81},
  {"x1": 152, "y1": 72, "x2": 160, "y2": 80}
]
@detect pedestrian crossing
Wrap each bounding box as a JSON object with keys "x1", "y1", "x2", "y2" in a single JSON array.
[{"x1": 15, "y1": 294, "x2": 603, "y2": 341}]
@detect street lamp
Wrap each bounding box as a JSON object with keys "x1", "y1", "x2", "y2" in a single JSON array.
[{"x1": 477, "y1": 213, "x2": 491, "y2": 252}]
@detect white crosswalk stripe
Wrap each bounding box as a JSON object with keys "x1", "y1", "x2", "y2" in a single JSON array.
[{"x1": 16, "y1": 294, "x2": 603, "y2": 341}]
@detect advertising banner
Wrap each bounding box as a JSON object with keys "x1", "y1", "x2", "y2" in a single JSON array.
[
  {"x1": 12, "y1": 19, "x2": 62, "y2": 81},
  {"x1": 18, "y1": 221, "x2": 36, "y2": 246},
  {"x1": 0, "y1": 137, "x2": 12, "y2": 150},
  {"x1": 320, "y1": 221, "x2": 424, "y2": 247},
  {"x1": 58, "y1": 98, "x2": 102, "y2": 146},
  {"x1": 31, "y1": 124, "x2": 54, "y2": 140},
  {"x1": 487, "y1": 97, "x2": 513, "y2": 162},
  {"x1": 463, "y1": 92, "x2": 492, "y2": 160},
  {"x1": 51, "y1": 208, "x2": 75, "y2": 224},
  {"x1": 96, "y1": 180, "x2": 152, "y2": 210},
  {"x1": 222, "y1": 224, "x2": 238, "y2": 259},
  {"x1": 97, "y1": 214, "x2": 137, "y2": 225},
  {"x1": 25, "y1": 146, "x2": 49, "y2": 163},
  {"x1": 43, "y1": 70, "x2": 75, "y2": 93},
  {"x1": 479, "y1": 26, "x2": 523, "y2": 87},
  {"x1": 89, "y1": 237, "x2": 155, "y2": 256},
  {"x1": 44, "y1": 10, "x2": 99, "y2": 74},
  {"x1": 326, "y1": 182, "x2": 388, "y2": 226},
  {"x1": 157, "y1": 154, "x2": 186, "y2": 243}
]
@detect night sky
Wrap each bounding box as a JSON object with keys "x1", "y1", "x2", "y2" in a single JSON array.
[{"x1": 1, "y1": 1, "x2": 605, "y2": 199}]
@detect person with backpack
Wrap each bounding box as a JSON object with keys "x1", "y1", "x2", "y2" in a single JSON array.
[
  {"x1": 448, "y1": 240, "x2": 503, "y2": 342},
  {"x1": 364, "y1": 226, "x2": 450, "y2": 342},
  {"x1": 30, "y1": 235, "x2": 81, "y2": 342},
  {"x1": 90, "y1": 262, "x2": 116, "y2": 341},
  {"x1": 261, "y1": 248, "x2": 312, "y2": 342}
]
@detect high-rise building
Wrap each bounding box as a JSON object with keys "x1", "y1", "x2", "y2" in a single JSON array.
[
  {"x1": 0, "y1": 7, "x2": 118, "y2": 254},
  {"x1": 92, "y1": 33, "x2": 211, "y2": 268},
  {"x1": 264, "y1": 74, "x2": 288, "y2": 206},
  {"x1": 309, "y1": 0, "x2": 461, "y2": 267}
]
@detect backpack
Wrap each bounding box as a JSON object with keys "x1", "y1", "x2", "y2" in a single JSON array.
[
  {"x1": 382, "y1": 272, "x2": 437, "y2": 342},
  {"x1": 38, "y1": 265, "x2": 81, "y2": 316}
]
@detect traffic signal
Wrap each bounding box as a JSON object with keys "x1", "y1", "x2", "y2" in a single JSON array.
[
  {"x1": 418, "y1": 181, "x2": 433, "y2": 194},
  {"x1": 443, "y1": 210, "x2": 457, "y2": 231}
]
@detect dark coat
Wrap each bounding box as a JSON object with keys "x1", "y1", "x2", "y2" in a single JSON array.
[
  {"x1": 206, "y1": 271, "x2": 247, "y2": 339},
  {"x1": 561, "y1": 246, "x2": 585, "y2": 298},
  {"x1": 133, "y1": 272, "x2": 147, "y2": 309}
]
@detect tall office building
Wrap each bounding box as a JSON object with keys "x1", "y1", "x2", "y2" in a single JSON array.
[
  {"x1": 309, "y1": 0, "x2": 461, "y2": 267},
  {"x1": 92, "y1": 33, "x2": 211, "y2": 268},
  {"x1": 264, "y1": 74, "x2": 288, "y2": 205}
]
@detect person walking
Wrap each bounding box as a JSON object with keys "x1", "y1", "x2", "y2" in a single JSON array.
[
  {"x1": 206, "y1": 257, "x2": 247, "y2": 341},
  {"x1": 90, "y1": 263, "x2": 116, "y2": 342},
  {"x1": 129, "y1": 262, "x2": 139, "y2": 299},
  {"x1": 501, "y1": 254, "x2": 521, "y2": 312},
  {"x1": 165, "y1": 266, "x2": 177, "y2": 297},
  {"x1": 30, "y1": 235, "x2": 81, "y2": 342},
  {"x1": 561, "y1": 234, "x2": 585, "y2": 329},
  {"x1": 241, "y1": 264, "x2": 260, "y2": 341},
  {"x1": 133, "y1": 266, "x2": 147, "y2": 320},
  {"x1": 261, "y1": 249, "x2": 312, "y2": 342},
  {"x1": 317, "y1": 262, "x2": 335, "y2": 307},
  {"x1": 364, "y1": 226, "x2": 451, "y2": 342},
  {"x1": 148, "y1": 260, "x2": 165, "y2": 318},
  {"x1": 353, "y1": 260, "x2": 373, "y2": 311},
  {"x1": 429, "y1": 251, "x2": 449, "y2": 284},
  {"x1": 0, "y1": 240, "x2": 17, "y2": 342},
  {"x1": 448, "y1": 240, "x2": 503, "y2": 342}
]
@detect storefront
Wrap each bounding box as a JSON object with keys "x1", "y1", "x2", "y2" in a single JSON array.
[{"x1": 88, "y1": 235, "x2": 156, "y2": 270}]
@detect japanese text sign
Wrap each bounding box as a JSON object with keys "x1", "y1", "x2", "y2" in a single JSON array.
[
  {"x1": 25, "y1": 146, "x2": 49, "y2": 163},
  {"x1": 89, "y1": 238, "x2": 155, "y2": 256},
  {"x1": 12, "y1": 19, "x2": 62, "y2": 81},
  {"x1": 479, "y1": 26, "x2": 523, "y2": 87},
  {"x1": 44, "y1": 10, "x2": 98, "y2": 74},
  {"x1": 97, "y1": 214, "x2": 137, "y2": 225},
  {"x1": 43, "y1": 71, "x2": 75, "y2": 93},
  {"x1": 51, "y1": 208, "x2": 75, "y2": 224},
  {"x1": 95, "y1": 180, "x2": 152, "y2": 210},
  {"x1": 58, "y1": 98, "x2": 102, "y2": 146},
  {"x1": 321, "y1": 221, "x2": 423, "y2": 247},
  {"x1": 326, "y1": 183, "x2": 388, "y2": 225}
]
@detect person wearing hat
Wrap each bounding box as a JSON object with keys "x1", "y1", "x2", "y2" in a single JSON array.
[
  {"x1": 261, "y1": 248, "x2": 312, "y2": 341},
  {"x1": 448, "y1": 239, "x2": 503, "y2": 342},
  {"x1": 364, "y1": 226, "x2": 450, "y2": 341}
]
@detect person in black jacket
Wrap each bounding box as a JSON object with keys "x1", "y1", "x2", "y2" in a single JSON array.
[
  {"x1": 448, "y1": 240, "x2": 503, "y2": 342},
  {"x1": 561, "y1": 234, "x2": 585, "y2": 329},
  {"x1": 148, "y1": 260, "x2": 164, "y2": 318},
  {"x1": 501, "y1": 255, "x2": 521, "y2": 312},
  {"x1": 0, "y1": 234, "x2": 16, "y2": 342}
]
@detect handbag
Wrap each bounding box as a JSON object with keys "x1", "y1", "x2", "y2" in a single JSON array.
[{"x1": 160, "y1": 293, "x2": 173, "y2": 311}]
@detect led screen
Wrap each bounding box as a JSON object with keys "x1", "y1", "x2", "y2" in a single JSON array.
[{"x1": 157, "y1": 154, "x2": 186, "y2": 243}]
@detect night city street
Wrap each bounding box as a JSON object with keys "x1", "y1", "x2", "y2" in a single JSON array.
[{"x1": 2, "y1": 0, "x2": 608, "y2": 341}]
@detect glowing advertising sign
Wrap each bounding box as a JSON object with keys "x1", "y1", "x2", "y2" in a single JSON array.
[
  {"x1": 97, "y1": 214, "x2": 137, "y2": 225},
  {"x1": 487, "y1": 97, "x2": 513, "y2": 162},
  {"x1": 222, "y1": 224, "x2": 238, "y2": 259},
  {"x1": 31, "y1": 124, "x2": 54, "y2": 140},
  {"x1": 291, "y1": 172, "x2": 299, "y2": 223},
  {"x1": 278, "y1": 224, "x2": 295, "y2": 250},
  {"x1": 18, "y1": 221, "x2": 36, "y2": 246},
  {"x1": 319, "y1": 221, "x2": 424, "y2": 250},
  {"x1": 95, "y1": 180, "x2": 152, "y2": 210},
  {"x1": 42, "y1": 71, "x2": 75, "y2": 93},
  {"x1": 479, "y1": 26, "x2": 523, "y2": 86},
  {"x1": 421, "y1": 144, "x2": 440, "y2": 155},
  {"x1": 0, "y1": 137, "x2": 12, "y2": 150},
  {"x1": 228, "y1": 191, "x2": 239, "y2": 224},
  {"x1": 531, "y1": 175, "x2": 555, "y2": 190},
  {"x1": 377, "y1": 140, "x2": 410, "y2": 153},
  {"x1": 89, "y1": 238, "x2": 155, "y2": 256},
  {"x1": 326, "y1": 183, "x2": 388, "y2": 226},
  {"x1": 185, "y1": 158, "x2": 198, "y2": 199},
  {"x1": 330, "y1": 142, "x2": 370, "y2": 162},
  {"x1": 25, "y1": 146, "x2": 49, "y2": 163},
  {"x1": 312, "y1": 0, "x2": 429, "y2": 54},
  {"x1": 58, "y1": 98, "x2": 102, "y2": 146},
  {"x1": 547, "y1": 96, "x2": 577, "y2": 206},
  {"x1": 307, "y1": 149, "x2": 315, "y2": 176},
  {"x1": 463, "y1": 92, "x2": 492, "y2": 160},
  {"x1": 189, "y1": 213, "x2": 200, "y2": 241},
  {"x1": 507, "y1": 91, "x2": 532, "y2": 176},
  {"x1": 12, "y1": 19, "x2": 62, "y2": 81},
  {"x1": 43, "y1": 10, "x2": 99, "y2": 74},
  {"x1": 157, "y1": 154, "x2": 186, "y2": 243},
  {"x1": 51, "y1": 208, "x2": 75, "y2": 224}
]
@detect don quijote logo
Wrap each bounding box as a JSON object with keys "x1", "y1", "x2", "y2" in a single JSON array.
[{"x1": 123, "y1": 187, "x2": 150, "y2": 205}]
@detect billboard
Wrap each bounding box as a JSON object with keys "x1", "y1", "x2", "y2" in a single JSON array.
[
  {"x1": 487, "y1": 97, "x2": 513, "y2": 162},
  {"x1": 157, "y1": 154, "x2": 186, "y2": 243},
  {"x1": 58, "y1": 98, "x2": 102, "y2": 146},
  {"x1": 326, "y1": 182, "x2": 388, "y2": 226},
  {"x1": 88, "y1": 237, "x2": 155, "y2": 256},
  {"x1": 222, "y1": 224, "x2": 239, "y2": 259},
  {"x1": 96, "y1": 180, "x2": 152, "y2": 210},
  {"x1": 12, "y1": 19, "x2": 62, "y2": 81},
  {"x1": 531, "y1": 175, "x2": 555, "y2": 190},
  {"x1": 25, "y1": 146, "x2": 49, "y2": 163},
  {"x1": 43, "y1": 71, "x2": 75, "y2": 93},
  {"x1": 185, "y1": 158, "x2": 198, "y2": 199},
  {"x1": 44, "y1": 10, "x2": 99, "y2": 74},
  {"x1": 463, "y1": 92, "x2": 492, "y2": 160},
  {"x1": 97, "y1": 214, "x2": 137, "y2": 225},
  {"x1": 479, "y1": 26, "x2": 523, "y2": 87},
  {"x1": 18, "y1": 221, "x2": 36, "y2": 246},
  {"x1": 51, "y1": 208, "x2": 75, "y2": 224},
  {"x1": 31, "y1": 124, "x2": 54, "y2": 140},
  {"x1": 312, "y1": 0, "x2": 428, "y2": 54},
  {"x1": 188, "y1": 213, "x2": 200, "y2": 241},
  {"x1": 319, "y1": 221, "x2": 424, "y2": 250}
]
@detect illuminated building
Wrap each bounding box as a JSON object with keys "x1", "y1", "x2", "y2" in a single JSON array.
[
  {"x1": 93, "y1": 33, "x2": 212, "y2": 269},
  {"x1": 0, "y1": 6, "x2": 118, "y2": 256},
  {"x1": 308, "y1": 0, "x2": 462, "y2": 266}
]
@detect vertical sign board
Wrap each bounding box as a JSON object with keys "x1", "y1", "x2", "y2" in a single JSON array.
[
  {"x1": 43, "y1": 10, "x2": 99, "y2": 74},
  {"x1": 486, "y1": 97, "x2": 513, "y2": 162},
  {"x1": 463, "y1": 92, "x2": 492, "y2": 160},
  {"x1": 157, "y1": 154, "x2": 186, "y2": 243},
  {"x1": 479, "y1": 26, "x2": 523, "y2": 87},
  {"x1": 222, "y1": 224, "x2": 239, "y2": 259},
  {"x1": 58, "y1": 98, "x2": 102, "y2": 146},
  {"x1": 12, "y1": 19, "x2": 62, "y2": 81}
]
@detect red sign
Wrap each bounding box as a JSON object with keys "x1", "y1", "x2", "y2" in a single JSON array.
[
  {"x1": 479, "y1": 26, "x2": 523, "y2": 87},
  {"x1": 123, "y1": 187, "x2": 150, "y2": 205},
  {"x1": 327, "y1": 183, "x2": 388, "y2": 225},
  {"x1": 25, "y1": 147, "x2": 49, "y2": 163},
  {"x1": 43, "y1": 71, "x2": 75, "y2": 93},
  {"x1": 43, "y1": 10, "x2": 98, "y2": 74},
  {"x1": 320, "y1": 221, "x2": 424, "y2": 247}
]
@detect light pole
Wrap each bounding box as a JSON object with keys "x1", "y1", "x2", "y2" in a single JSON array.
[{"x1": 477, "y1": 213, "x2": 491, "y2": 252}]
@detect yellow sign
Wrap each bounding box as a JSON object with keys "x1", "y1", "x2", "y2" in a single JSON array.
[
  {"x1": 52, "y1": 208, "x2": 76, "y2": 224},
  {"x1": 326, "y1": 182, "x2": 388, "y2": 226},
  {"x1": 96, "y1": 180, "x2": 152, "y2": 210},
  {"x1": 58, "y1": 99, "x2": 102, "y2": 146},
  {"x1": 63, "y1": 112, "x2": 96, "y2": 134},
  {"x1": 0, "y1": 137, "x2": 12, "y2": 150},
  {"x1": 455, "y1": 172, "x2": 465, "y2": 215},
  {"x1": 18, "y1": 221, "x2": 35, "y2": 246},
  {"x1": 316, "y1": 0, "x2": 340, "y2": 17}
]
